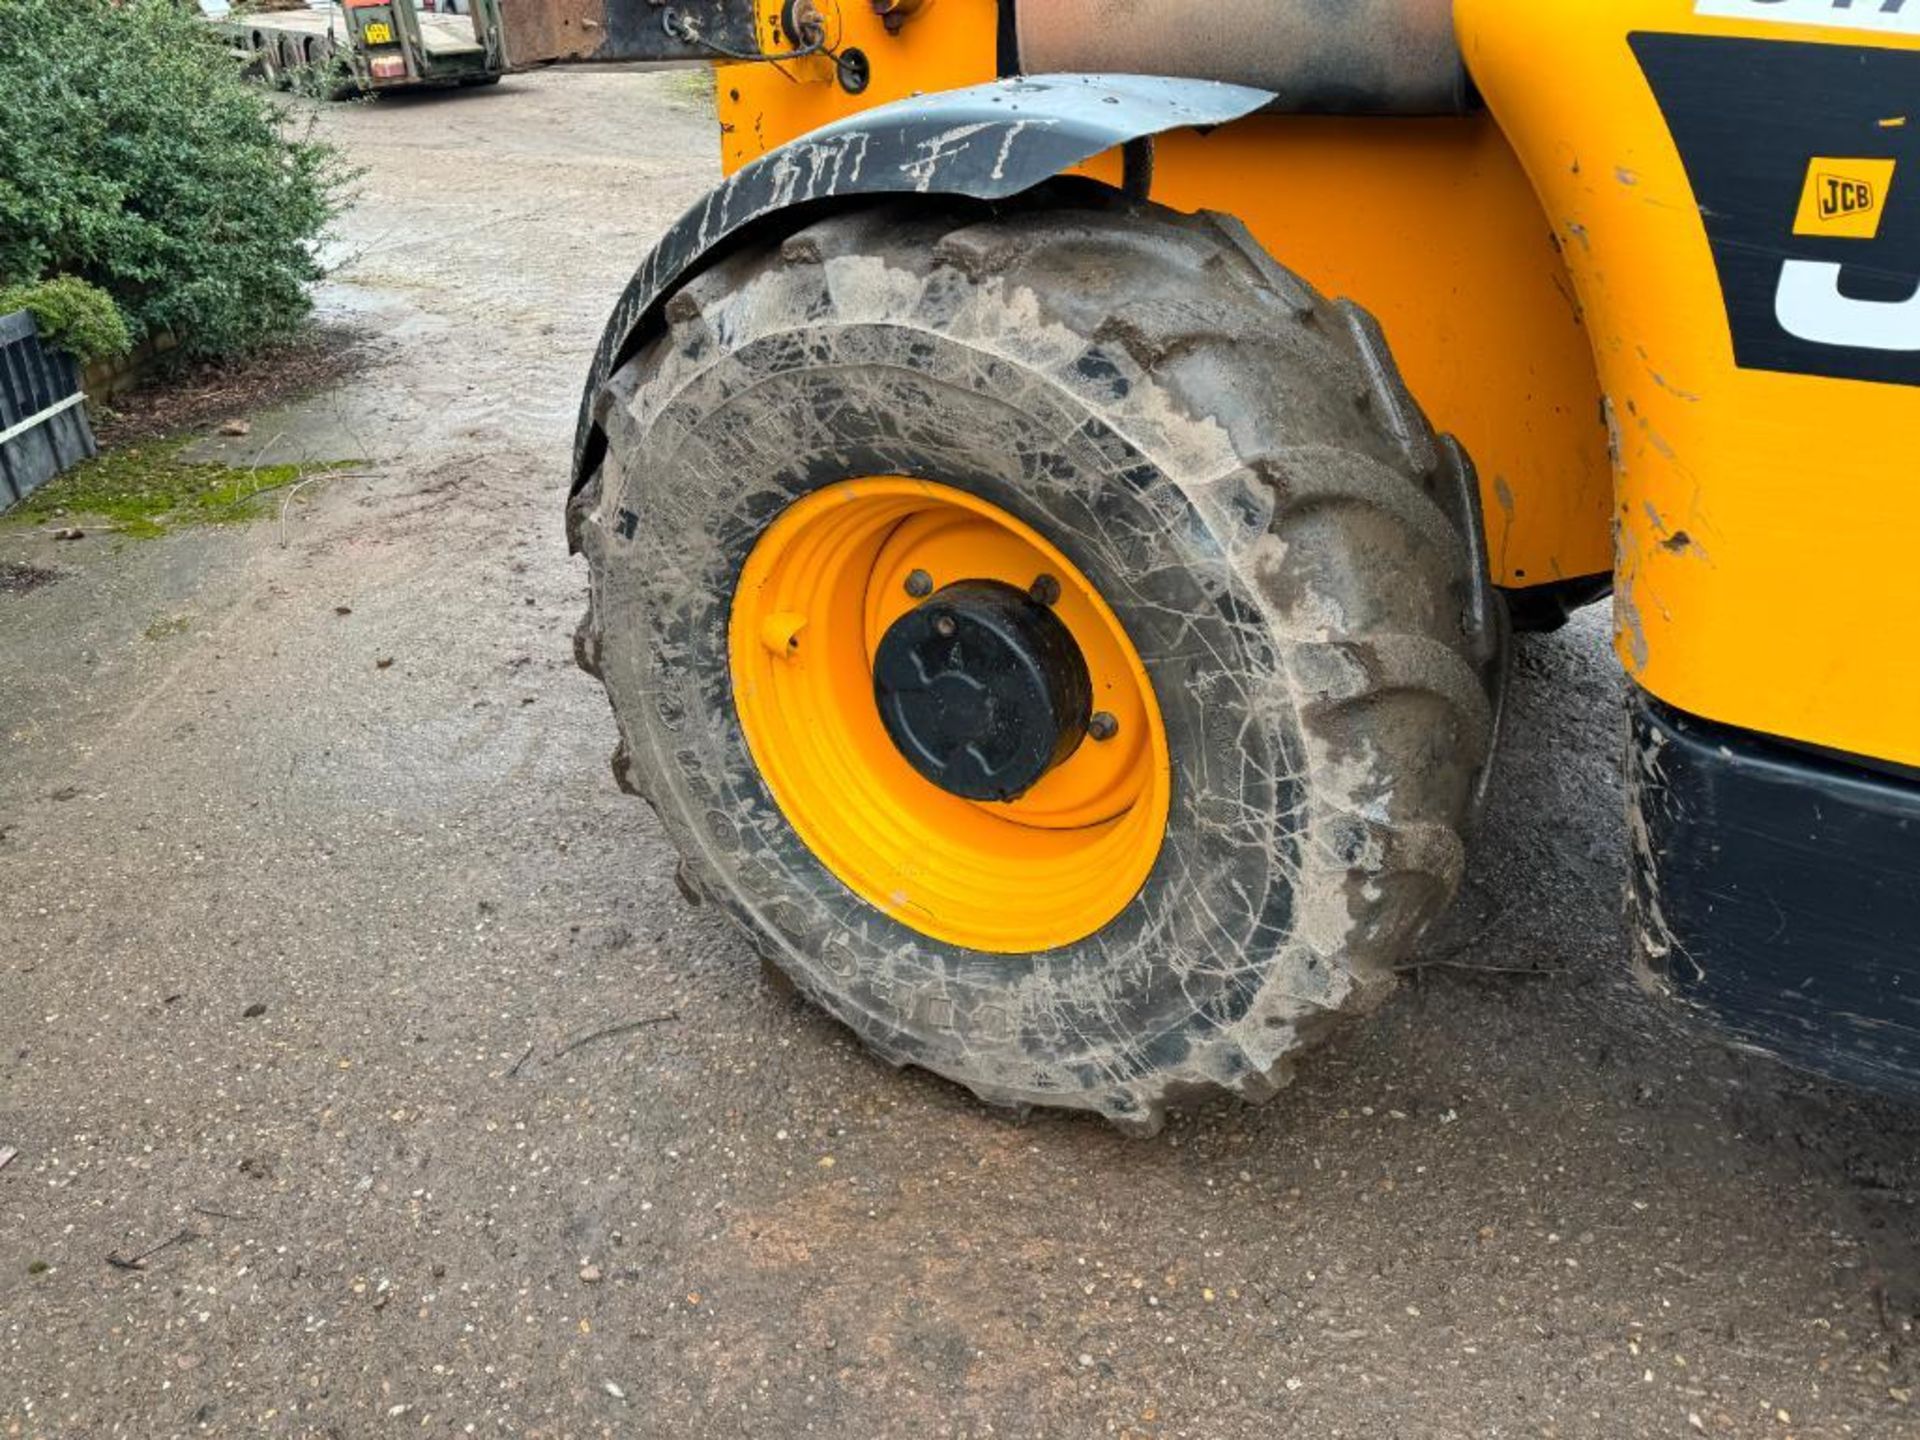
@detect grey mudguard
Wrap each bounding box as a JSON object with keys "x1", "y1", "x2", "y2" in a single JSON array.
[{"x1": 569, "y1": 72, "x2": 1276, "y2": 503}]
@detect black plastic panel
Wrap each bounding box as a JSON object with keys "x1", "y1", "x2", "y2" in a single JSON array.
[{"x1": 1630, "y1": 692, "x2": 1920, "y2": 1100}]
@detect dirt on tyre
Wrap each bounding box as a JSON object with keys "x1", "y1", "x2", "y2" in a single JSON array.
[{"x1": 574, "y1": 195, "x2": 1503, "y2": 1133}]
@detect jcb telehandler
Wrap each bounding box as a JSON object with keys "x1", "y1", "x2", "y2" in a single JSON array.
[{"x1": 501, "y1": 0, "x2": 1920, "y2": 1132}]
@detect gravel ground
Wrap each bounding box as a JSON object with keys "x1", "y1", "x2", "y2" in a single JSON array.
[{"x1": 3, "y1": 71, "x2": 1918, "y2": 1440}]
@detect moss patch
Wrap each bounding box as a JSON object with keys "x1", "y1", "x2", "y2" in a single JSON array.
[
  {"x1": 663, "y1": 67, "x2": 716, "y2": 109},
  {"x1": 3, "y1": 437, "x2": 363, "y2": 538}
]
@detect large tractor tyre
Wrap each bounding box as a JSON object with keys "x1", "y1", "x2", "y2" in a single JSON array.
[
  {"x1": 574, "y1": 196, "x2": 1502, "y2": 1133},
  {"x1": 251, "y1": 31, "x2": 281, "y2": 86},
  {"x1": 273, "y1": 37, "x2": 301, "y2": 89},
  {"x1": 311, "y1": 36, "x2": 359, "y2": 102}
]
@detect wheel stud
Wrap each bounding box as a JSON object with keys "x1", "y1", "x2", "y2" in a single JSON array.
[
  {"x1": 1029, "y1": 574, "x2": 1061, "y2": 606},
  {"x1": 933, "y1": 612, "x2": 957, "y2": 638},
  {"x1": 904, "y1": 568, "x2": 933, "y2": 598},
  {"x1": 1088, "y1": 711, "x2": 1119, "y2": 742}
]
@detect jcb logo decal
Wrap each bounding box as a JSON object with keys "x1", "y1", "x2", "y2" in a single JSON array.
[
  {"x1": 1794, "y1": 158, "x2": 1896, "y2": 238},
  {"x1": 1781, "y1": 157, "x2": 1911, "y2": 351}
]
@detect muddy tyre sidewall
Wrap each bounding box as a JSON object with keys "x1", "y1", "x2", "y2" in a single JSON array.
[{"x1": 591, "y1": 321, "x2": 1317, "y2": 1121}]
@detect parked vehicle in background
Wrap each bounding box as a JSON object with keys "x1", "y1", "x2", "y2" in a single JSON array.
[{"x1": 200, "y1": 0, "x2": 505, "y2": 96}]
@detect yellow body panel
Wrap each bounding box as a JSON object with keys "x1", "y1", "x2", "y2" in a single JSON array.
[
  {"x1": 715, "y1": 2, "x2": 1614, "y2": 591},
  {"x1": 717, "y1": 0, "x2": 1920, "y2": 765},
  {"x1": 715, "y1": 0, "x2": 999, "y2": 171},
  {"x1": 1459, "y1": 0, "x2": 1920, "y2": 764},
  {"x1": 1145, "y1": 119, "x2": 1612, "y2": 589}
]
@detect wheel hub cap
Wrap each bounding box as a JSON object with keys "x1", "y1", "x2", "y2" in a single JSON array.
[{"x1": 873, "y1": 580, "x2": 1092, "y2": 802}]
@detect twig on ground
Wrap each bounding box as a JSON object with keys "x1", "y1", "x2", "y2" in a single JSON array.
[
  {"x1": 191, "y1": 1204, "x2": 255, "y2": 1223},
  {"x1": 277, "y1": 469, "x2": 375, "y2": 545},
  {"x1": 246, "y1": 430, "x2": 288, "y2": 484},
  {"x1": 506, "y1": 1041, "x2": 536, "y2": 1079},
  {"x1": 553, "y1": 1012, "x2": 679, "y2": 1060},
  {"x1": 106, "y1": 1228, "x2": 200, "y2": 1271}
]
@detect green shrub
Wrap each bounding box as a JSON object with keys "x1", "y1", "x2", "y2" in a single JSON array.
[
  {"x1": 0, "y1": 276, "x2": 131, "y2": 366},
  {"x1": 0, "y1": 0, "x2": 348, "y2": 360}
]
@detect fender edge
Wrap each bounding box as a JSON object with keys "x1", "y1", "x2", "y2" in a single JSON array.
[{"x1": 568, "y1": 71, "x2": 1275, "y2": 517}]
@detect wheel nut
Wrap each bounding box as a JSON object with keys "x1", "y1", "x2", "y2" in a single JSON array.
[
  {"x1": 933, "y1": 613, "x2": 957, "y2": 638},
  {"x1": 1088, "y1": 710, "x2": 1119, "y2": 741},
  {"x1": 904, "y1": 568, "x2": 933, "y2": 598},
  {"x1": 1029, "y1": 574, "x2": 1061, "y2": 606}
]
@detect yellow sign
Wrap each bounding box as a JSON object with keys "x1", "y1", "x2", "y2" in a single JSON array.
[
  {"x1": 1793, "y1": 157, "x2": 1897, "y2": 239},
  {"x1": 362, "y1": 20, "x2": 393, "y2": 44}
]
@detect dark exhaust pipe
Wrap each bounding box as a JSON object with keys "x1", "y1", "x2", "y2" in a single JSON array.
[{"x1": 1015, "y1": 0, "x2": 1470, "y2": 115}]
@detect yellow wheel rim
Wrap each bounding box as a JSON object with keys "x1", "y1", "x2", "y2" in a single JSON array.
[{"x1": 728, "y1": 478, "x2": 1171, "y2": 953}]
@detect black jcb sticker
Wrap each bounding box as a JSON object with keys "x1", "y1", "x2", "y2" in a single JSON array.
[{"x1": 1635, "y1": 34, "x2": 1920, "y2": 385}]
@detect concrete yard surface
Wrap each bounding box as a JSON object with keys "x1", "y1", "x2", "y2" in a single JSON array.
[{"x1": 2, "y1": 71, "x2": 1918, "y2": 1439}]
